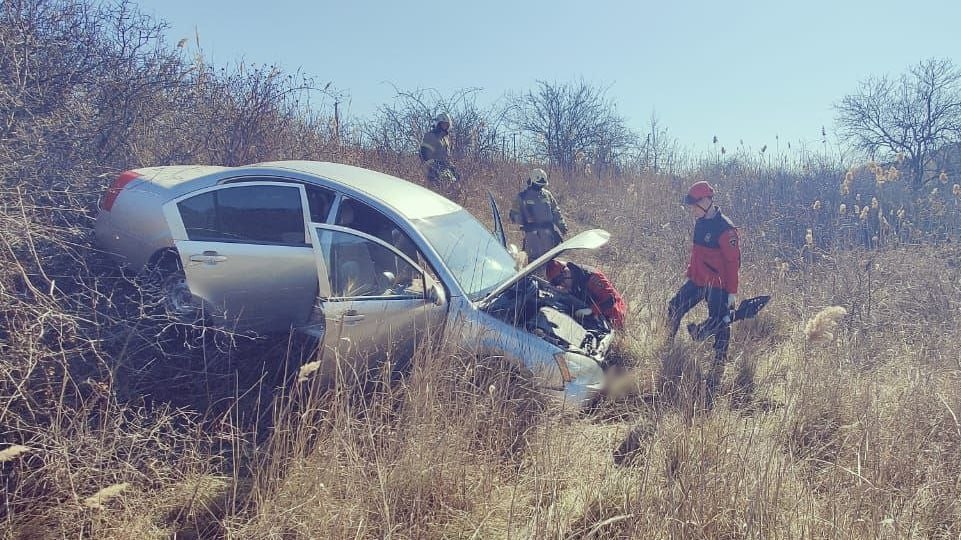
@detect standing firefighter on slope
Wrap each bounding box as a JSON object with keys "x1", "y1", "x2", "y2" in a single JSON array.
[
  {"x1": 509, "y1": 168, "x2": 568, "y2": 260},
  {"x1": 666, "y1": 181, "x2": 741, "y2": 403},
  {"x1": 419, "y1": 112, "x2": 456, "y2": 184}
]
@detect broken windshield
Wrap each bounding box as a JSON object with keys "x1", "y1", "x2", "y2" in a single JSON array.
[{"x1": 413, "y1": 209, "x2": 517, "y2": 301}]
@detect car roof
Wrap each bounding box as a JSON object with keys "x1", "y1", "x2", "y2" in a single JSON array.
[
  {"x1": 131, "y1": 161, "x2": 463, "y2": 220},
  {"x1": 132, "y1": 165, "x2": 231, "y2": 189},
  {"x1": 254, "y1": 161, "x2": 462, "y2": 220}
]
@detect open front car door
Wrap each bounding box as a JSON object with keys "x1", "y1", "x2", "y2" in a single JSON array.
[{"x1": 305, "y1": 224, "x2": 448, "y2": 377}]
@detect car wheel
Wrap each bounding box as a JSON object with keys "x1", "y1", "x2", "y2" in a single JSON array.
[
  {"x1": 143, "y1": 251, "x2": 205, "y2": 329},
  {"x1": 159, "y1": 268, "x2": 203, "y2": 324}
]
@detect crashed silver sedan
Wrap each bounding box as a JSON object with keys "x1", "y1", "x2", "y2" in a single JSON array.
[{"x1": 94, "y1": 161, "x2": 615, "y2": 406}]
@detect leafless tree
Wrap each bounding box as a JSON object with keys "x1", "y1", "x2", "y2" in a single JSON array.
[
  {"x1": 836, "y1": 57, "x2": 961, "y2": 188},
  {"x1": 510, "y1": 80, "x2": 635, "y2": 175},
  {"x1": 632, "y1": 112, "x2": 679, "y2": 175},
  {"x1": 362, "y1": 87, "x2": 508, "y2": 163}
]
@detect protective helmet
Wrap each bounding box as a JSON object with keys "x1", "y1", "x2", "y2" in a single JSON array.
[
  {"x1": 683, "y1": 181, "x2": 715, "y2": 204},
  {"x1": 433, "y1": 112, "x2": 452, "y2": 128},
  {"x1": 526, "y1": 168, "x2": 549, "y2": 188},
  {"x1": 546, "y1": 259, "x2": 566, "y2": 284}
]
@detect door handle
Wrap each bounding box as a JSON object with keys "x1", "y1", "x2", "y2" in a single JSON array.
[
  {"x1": 189, "y1": 251, "x2": 227, "y2": 264},
  {"x1": 341, "y1": 309, "x2": 365, "y2": 324}
]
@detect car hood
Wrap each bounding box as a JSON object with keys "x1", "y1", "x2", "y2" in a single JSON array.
[{"x1": 477, "y1": 229, "x2": 610, "y2": 307}]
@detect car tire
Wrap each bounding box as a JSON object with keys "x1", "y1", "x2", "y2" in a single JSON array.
[
  {"x1": 157, "y1": 267, "x2": 204, "y2": 325},
  {"x1": 143, "y1": 251, "x2": 203, "y2": 325}
]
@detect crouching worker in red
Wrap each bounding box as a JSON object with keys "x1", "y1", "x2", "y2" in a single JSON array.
[
  {"x1": 666, "y1": 181, "x2": 741, "y2": 404},
  {"x1": 546, "y1": 259, "x2": 627, "y2": 329}
]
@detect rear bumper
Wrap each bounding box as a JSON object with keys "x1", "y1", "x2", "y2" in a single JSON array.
[{"x1": 93, "y1": 210, "x2": 155, "y2": 272}]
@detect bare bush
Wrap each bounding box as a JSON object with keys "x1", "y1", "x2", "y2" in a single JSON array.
[
  {"x1": 362, "y1": 86, "x2": 509, "y2": 170},
  {"x1": 836, "y1": 57, "x2": 961, "y2": 189},
  {"x1": 510, "y1": 79, "x2": 636, "y2": 176}
]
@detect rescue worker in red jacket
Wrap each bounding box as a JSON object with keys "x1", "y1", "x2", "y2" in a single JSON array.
[
  {"x1": 547, "y1": 259, "x2": 627, "y2": 329},
  {"x1": 667, "y1": 181, "x2": 741, "y2": 402}
]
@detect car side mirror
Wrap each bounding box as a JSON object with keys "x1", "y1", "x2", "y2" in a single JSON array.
[{"x1": 427, "y1": 281, "x2": 446, "y2": 306}]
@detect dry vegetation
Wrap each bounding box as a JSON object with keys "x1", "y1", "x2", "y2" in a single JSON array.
[{"x1": 3, "y1": 1, "x2": 961, "y2": 538}]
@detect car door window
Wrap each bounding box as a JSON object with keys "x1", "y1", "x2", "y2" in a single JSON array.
[
  {"x1": 335, "y1": 197, "x2": 425, "y2": 265},
  {"x1": 178, "y1": 184, "x2": 307, "y2": 244},
  {"x1": 305, "y1": 185, "x2": 335, "y2": 223},
  {"x1": 317, "y1": 229, "x2": 426, "y2": 299},
  {"x1": 221, "y1": 176, "x2": 334, "y2": 224},
  {"x1": 178, "y1": 191, "x2": 217, "y2": 239},
  {"x1": 336, "y1": 198, "x2": 407, "y2": 245}
]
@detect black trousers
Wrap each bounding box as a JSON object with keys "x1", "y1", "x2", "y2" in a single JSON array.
[{"x1": 666, "y1": 280, "x2": 731, "y2": 360}]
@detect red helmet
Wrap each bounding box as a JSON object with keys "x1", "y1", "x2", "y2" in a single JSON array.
[
  {"x1": 683, "y1": 181, "x2": 715, "y2": 204},
  {"x1": 546, "y1": 260, "x2": 565, "y2": 284}
]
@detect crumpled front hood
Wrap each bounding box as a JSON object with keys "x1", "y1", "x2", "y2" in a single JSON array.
[
  {"x1": 534, "y1": 307, "x2": 587, "y2": 349},
  {"x1": 478, "y1": 229, "x2": 610, "y2": 308}
]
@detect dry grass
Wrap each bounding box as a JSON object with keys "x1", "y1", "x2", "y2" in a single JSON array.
[
  {"x1": 803, "y1": 306, "x2": 848, "y2": 342},
  {"x1": 4, "y1": 2, "x2": 961, "y2": 538},
  {"x1": 4, "y1": 144, "x2": 961, "y2": 540},
  {"x1": 4, "y1": 123, "x2": 961, "y2": 540}
]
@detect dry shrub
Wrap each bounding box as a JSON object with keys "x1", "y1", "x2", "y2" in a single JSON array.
[
  {"x1": 734, "y1": 310, "x2": 792, "y2": 349},
  {"x1": 230, "y1": 345, "x2": 549, "y2": 538},
  {"x1": 612, "y1": 414, "x2": 657, "y2": 466},
  {"x1": 537, "y1": 411, "x2": 821, "y2": 538},
  {"x1": 835, "y1": 366, "x2": 961, "y2": 536},
  {"x1": 730, "y1": 355, "x2": 758, "y2": 409},
  {"x1": 655, "y1": 342, "x2": 708, "y2": 414},
  {"x1": 804, "y1": 306, "x2": 848, "y2": 342},
  {"x1": 647, "y1": 414, "x2": 817, "y2": 537}
]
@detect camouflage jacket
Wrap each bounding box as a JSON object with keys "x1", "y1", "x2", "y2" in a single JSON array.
[
  {"x1": 509, "y1": 187, "x2": 568, "y2": 235},
  {"x1": 419, "y1": 127, "x2": 451, "y2": 166}
]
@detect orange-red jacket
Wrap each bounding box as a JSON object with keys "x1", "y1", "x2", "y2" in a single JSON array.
[
  {"x1": 687, "y1": 208, "x2": 741, "y2": 294},
  {"x1": 567, "y1": 262, "x2": 627, "y2": 329}
]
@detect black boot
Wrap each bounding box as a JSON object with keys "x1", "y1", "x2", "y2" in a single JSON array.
[
  {"x1": 666, "y1": 320, "x2": 680, "y2": 342},
  {"x1": 688, "y1": 317, "x2": 726, "y2": 341}
]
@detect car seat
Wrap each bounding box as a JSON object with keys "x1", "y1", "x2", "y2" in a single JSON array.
[{"x1": 331, "y1": 203, "x2": 380, "y2": 296}]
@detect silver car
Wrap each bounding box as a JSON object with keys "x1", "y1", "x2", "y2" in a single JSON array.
[{"x1": 95, "y1": 161, "x2": 614, "y2": 406}]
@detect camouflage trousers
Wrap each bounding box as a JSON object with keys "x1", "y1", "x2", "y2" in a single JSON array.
[
  {"x1": 426, "y1": 162, "x2": 457, "y2": 185},
  {"x1": 522, "y1": 226, "x2": 561, "y2": 261}
]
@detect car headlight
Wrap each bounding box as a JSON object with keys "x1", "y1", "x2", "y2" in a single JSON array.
[
  {"x1": 553, "y1": 351, "x2": 574, "y2": 382},
  {"x1": 554, "y1": 351, "x2": 603, "y2": 384}
]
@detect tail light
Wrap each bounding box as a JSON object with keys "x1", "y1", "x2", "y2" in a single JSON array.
[{"x1": 100, "y1": 170, "x2": 141, "y2": 211}]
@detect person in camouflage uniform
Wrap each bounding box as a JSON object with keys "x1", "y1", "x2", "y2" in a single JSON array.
[
  {"x1": 509, "y1": 168, "x2": 568, "y2": 260},
  {"x1": 419, "y1": 112, "x2": 456, "y2": 184}
]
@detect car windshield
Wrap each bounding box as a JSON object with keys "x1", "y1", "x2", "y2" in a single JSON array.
[{"x1": 412, "y1": 209, "x2": 517, "y2": 301}]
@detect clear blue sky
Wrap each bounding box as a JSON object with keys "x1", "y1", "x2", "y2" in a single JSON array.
[{"x1": 135, "y1": 0, "x2": 961, "y2": 156}]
